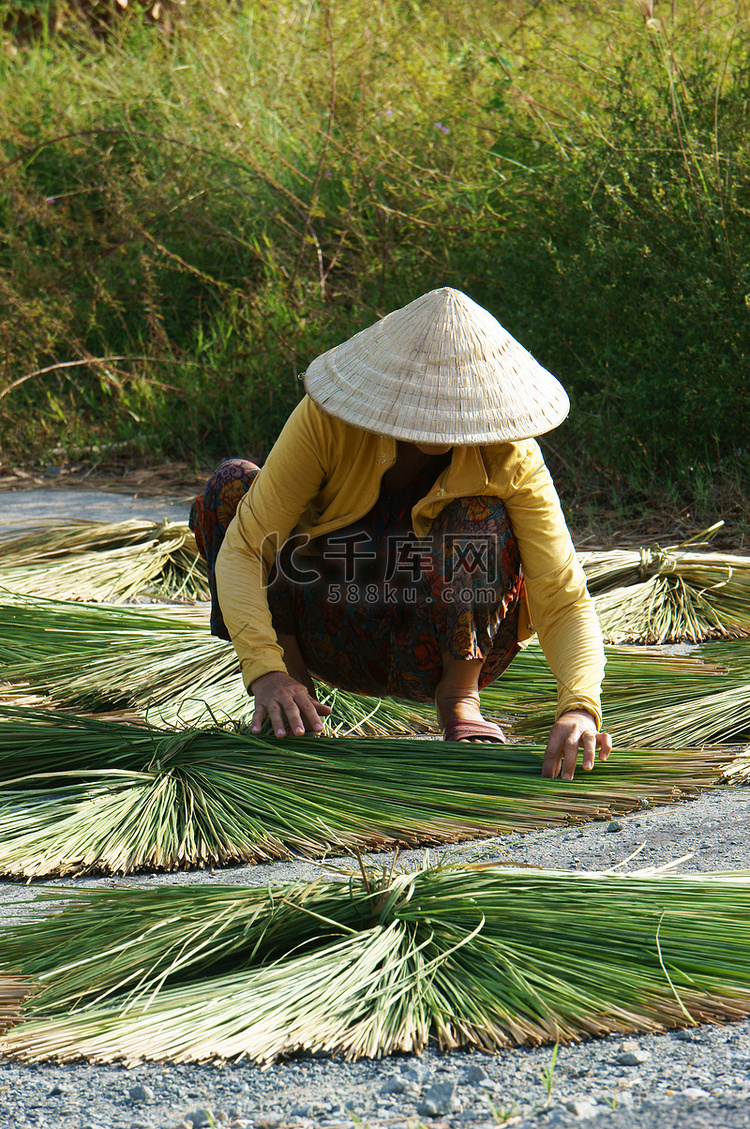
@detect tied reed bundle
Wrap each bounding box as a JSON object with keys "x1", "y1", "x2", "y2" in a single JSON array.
[{"x1": 578, "y1": 525, "x2": 750, "y2": 643}]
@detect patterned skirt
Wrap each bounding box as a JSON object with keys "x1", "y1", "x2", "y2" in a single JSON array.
[{"x1": 190, "y1": 459, "x2": 524, "y2": 703}]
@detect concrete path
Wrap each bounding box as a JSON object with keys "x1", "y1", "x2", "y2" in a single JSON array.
[{"x1": 0, "y1": 488, "x2": 188, "y2": 530}]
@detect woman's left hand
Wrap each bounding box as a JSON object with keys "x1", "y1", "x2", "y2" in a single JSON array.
[{"x1": 542, "y1": 709, "x2": 612, "y2": 781}]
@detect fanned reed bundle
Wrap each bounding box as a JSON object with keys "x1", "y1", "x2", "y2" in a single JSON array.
[
  {"x1": 0, "y1": 594, "x2": 434, "y2": 735},
  {"x1": 0, "y1": 519, "x2": 208, "y2": 601},
  {"x1": 594, "y1": 640, "x2": 750, "y2": 749},
  {"x1": 4, "y1": 595, "x2": 748, "y2": 748},
  {"x1": 5, "y1": 864, "x2": 750, "y2": 1063},
  {"x1": 482, "y1": 639, "x2": 750, "y2": 748},
  {"x1": 578, "y1": 525, "x2": 750, "y2": 643},
  {"x1": 0, "y1": 706, "x2": 740, "y2": 878}
]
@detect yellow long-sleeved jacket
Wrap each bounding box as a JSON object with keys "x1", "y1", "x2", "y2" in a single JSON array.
[{"x1": 215, "y1": 395, "x2": 605, "y2": 725}]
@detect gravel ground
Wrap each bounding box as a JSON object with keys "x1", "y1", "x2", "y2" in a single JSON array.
[
  {"x1": 3, "y1": 1020, "x2": 750, "y2": 1129},
  {"x1": 2, "y1": 788, "x2": 750, "y2": 1129},
  {"x1": 2, "y1": 488, "x2": 750, "y2": 1129}
]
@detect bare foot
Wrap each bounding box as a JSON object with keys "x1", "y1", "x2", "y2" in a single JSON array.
[{"x1": 434, "y1": 685, "x2": 486, "y2": 730}]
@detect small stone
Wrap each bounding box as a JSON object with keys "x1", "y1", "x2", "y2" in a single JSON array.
[
  {"x1": 417, "y1": 1081, "x2": 461, "y2": 1118},
  {"x1": 673, "y1": 1029, "x2": 705, "y2": 1043},
  {"x1": 291, "y1": 1103, "x2": 314, "y2": 1117},
  {"x1": 606, "y1": 820, "x2": 624, "y2": 832},
  {"x1": 401, "y1": 1064, "x2": 433, "y2": 1084},
  {"x1": 184, "y1": 1109, "x2": 213, "y2": 1128},
  {"x1": 47, "y1": 1084, "x2": 71, "y2": 1097},
  {"x1": 616, "y1": 1050, "x2": 651, "y2": 1065},
  {"x1": 462, "y1": 1065, "x2": 490, "y2": 1085},
  {"x1": 129, "y1": 1084, "x2": 155, "y2": 1103},
  {"x1": 565, "y1": 1099, "x2": 600, "y2": 1118},
  {"x1": 380, "y1": 1076, "x2": 407, "y2": 1095},
  {"x1": 616, "y1": 1090, "x2": 635, "y2": 1110},
  {"x1": 681, "y1": 1086, "x2": 711, "y2": 1099},
  {"x1": 636, "y1": 798, "x2": 650, "y2": 809}
]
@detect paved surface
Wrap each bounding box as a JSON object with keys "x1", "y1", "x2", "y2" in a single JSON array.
[{"x1": 0, "y1": 488, "x2": 188, "y2": 530}]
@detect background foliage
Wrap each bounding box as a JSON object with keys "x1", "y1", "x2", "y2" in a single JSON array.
[{"x1": 1, "y1": 0, "x2": 748, "y2": 516}]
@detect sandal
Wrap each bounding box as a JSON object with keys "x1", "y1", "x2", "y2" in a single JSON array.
[{"x1": 442, "y1": 719, "x2": 507, "y2": 744}]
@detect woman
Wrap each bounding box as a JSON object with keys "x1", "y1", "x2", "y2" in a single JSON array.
[{"x1": 191, "y1": 287, "x2": 611, "y2": 781}]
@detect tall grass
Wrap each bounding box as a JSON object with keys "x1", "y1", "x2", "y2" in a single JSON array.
[{"x1": 1, "y1": 2, "x2": 748, "y2": 513}]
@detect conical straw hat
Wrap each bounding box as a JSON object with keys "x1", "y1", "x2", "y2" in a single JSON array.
[{"x1": 303, "y1": 287, "x2": 570, "y2": 445}]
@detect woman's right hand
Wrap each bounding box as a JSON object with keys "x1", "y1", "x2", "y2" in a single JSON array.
[{"x1": 249, "y1": 671, "x2": 333, "y2": 737}]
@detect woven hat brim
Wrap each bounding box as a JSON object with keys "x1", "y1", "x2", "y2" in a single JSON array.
[{"x1": 303, "y1": 288, "x2": 570, "y2": 445}]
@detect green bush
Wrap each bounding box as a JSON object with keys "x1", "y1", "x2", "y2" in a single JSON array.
[
  {"x1": 476, "y1": 9, "x2": 750, "y2": 506},
  {"x1": 0, "y1": 1, "x2": 747, "y2": 520}
]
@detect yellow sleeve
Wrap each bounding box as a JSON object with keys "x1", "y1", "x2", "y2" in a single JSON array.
[
  {"x1": 214, "y1": 397, "x2": 330, "y2": 690},
  {"x1": 503, "y1": 445, "x2": 605, "y2": 728}
]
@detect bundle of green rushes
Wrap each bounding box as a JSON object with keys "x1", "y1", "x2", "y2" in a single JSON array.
[
  {"x1": 0, "y1": 593, "x2": 435, "y2": 736},
  {"x1": 0, "y1": 706, "x2": 741, "y2": 879},
  {"x1": 483, "y1": 638, "x2": 750, "y2": 748},
  {"x1": 4, "y1": 592, "x2": 748, "y2": 748},
  {"x1": 4, "y1": 863, "x2": 750, "y2": 1063}
]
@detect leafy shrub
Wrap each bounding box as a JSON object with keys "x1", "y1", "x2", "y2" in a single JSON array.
[{"x1": 0, "y1": 1, "x2": 747, "y2": 520}]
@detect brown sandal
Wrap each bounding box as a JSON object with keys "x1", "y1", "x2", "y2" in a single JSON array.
[{"x1": 442, "y1": 719, "x2": 507, "y2": 744}]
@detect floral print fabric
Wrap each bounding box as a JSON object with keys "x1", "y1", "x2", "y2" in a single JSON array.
[{"x1": 190, "y1": 457, "x2": 524, "y2": 702}]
